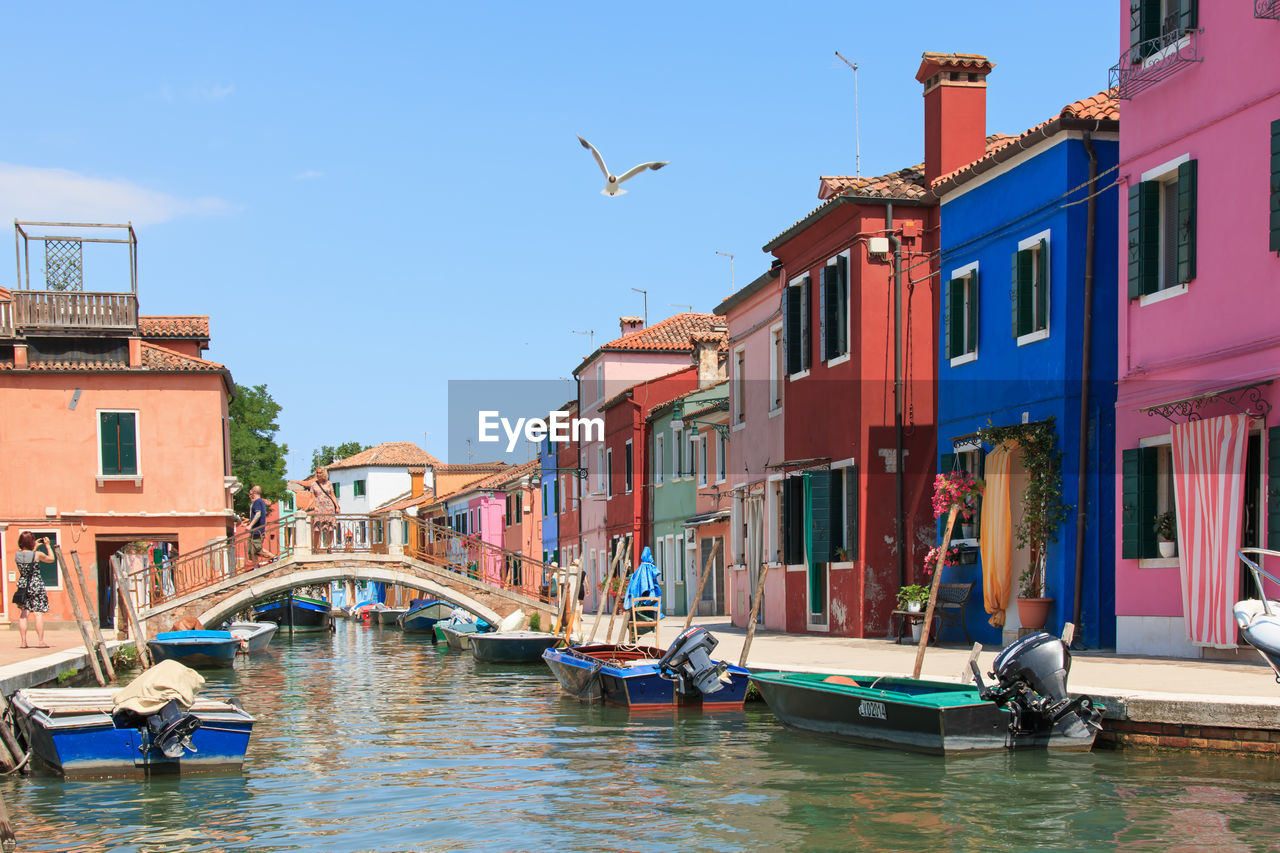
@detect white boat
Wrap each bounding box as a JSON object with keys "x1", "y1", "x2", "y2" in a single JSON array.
[
  {"x1": 1235, "y1": 549, "x2": 1280, "y2": 680},
  {"x1": 227, "y1": 621, "x2": 278, "y2": 653}
]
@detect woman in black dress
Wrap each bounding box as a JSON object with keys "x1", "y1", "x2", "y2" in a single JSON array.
[{"x1": 15, "y1": 531, "x2": 54, "y2": 648}]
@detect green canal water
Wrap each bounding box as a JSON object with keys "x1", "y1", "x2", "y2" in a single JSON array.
[{"x1": 7, "y1": 621, "x2": 1280, "y2": 852}]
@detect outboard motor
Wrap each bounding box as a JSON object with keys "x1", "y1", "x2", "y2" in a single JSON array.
[
  {"x1": 658, "y1": 627, "x2": 728, "y2": 696},
  {"x1": 970, "y1": 632, "x2": 1100, "y2": 741},
  {"x1": 112, "y1": 699, "x2": 202, "y2": 759}
]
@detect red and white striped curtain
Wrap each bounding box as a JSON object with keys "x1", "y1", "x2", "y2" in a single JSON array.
[{"x1": 1171, "y1": 414, "x2": 1250, "y2": 648}]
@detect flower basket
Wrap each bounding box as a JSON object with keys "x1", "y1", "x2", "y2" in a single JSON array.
[{"x1": 932, "y1": 470, "x2": 984, "y2": 521}]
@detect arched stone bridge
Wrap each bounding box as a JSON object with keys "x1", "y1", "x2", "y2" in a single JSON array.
[{"x1": 134, "y1": 513, "x2": 559, "y2": 633}]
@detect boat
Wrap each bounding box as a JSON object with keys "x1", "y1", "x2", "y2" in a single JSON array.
[
  {"x1": 376, "y1": 607, "x2": 408, "y2": 626},
  {"x1": 348, "y1": 600, "x2": 380, "y2": 624},
  {"x1": 542, "y1": 627, "x2": 751, "y2": 707},
  {"x1": 254, "y1": 593, "x2": 333, "y2": 634},
  {"x1": 439, "y1": 620, "x2": 493, "y2": 651},
  {"x1": 11, "y1": 659, "x2": 254, "y2": 776},
  {"x1": 226, "y1": 621, "x2": 278, "y2": 654},
  {"x1": 1235, "y1": 548, "x2": 1280, "y2": 680},
  {"x1": 750, "y1": 631, "x2": 1102, "y2": 755},
  {"x1": 398, "y1": 599, "x2": 453, "y2": 633},
  {"x1": 147, "y1": 630, "x2": 240, "y2": 668},
  {"x1": 470, "y1": 630, "x2": 561, "y2": 663}
]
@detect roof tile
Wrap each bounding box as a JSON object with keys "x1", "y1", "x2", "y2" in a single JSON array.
[
  {"x1": 328, "y1": 441, "x2": 442, "y2": 470},
  {"x1": 139, "y1": 315, "x2": 210, "y2": 339}
]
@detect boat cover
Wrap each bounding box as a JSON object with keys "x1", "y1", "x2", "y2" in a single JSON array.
[
  {"x1": 623, "y1": 547, "x2": 663, "y2": 617},
  {"x1": 112, "y1": 659, "x2": 206, "y2": 716}
]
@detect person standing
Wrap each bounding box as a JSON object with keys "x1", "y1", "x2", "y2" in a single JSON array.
[
  {"x1": 242, "y1": 485, "x2": 276, "y2": 568},
  {"x1": 309, "y1": 468, "x2": 339, "y2": 552},
  {"x1": 14, "y1": 531, "x2": 54, "y2": 649}
]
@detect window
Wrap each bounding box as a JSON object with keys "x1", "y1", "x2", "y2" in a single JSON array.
[
  {"x1": 559, "y1": 475, "x2": 567, "y2": 513},
  {"x1": 655, "y1": 433, "x2": 665, "y2": 486},
  {"x1": 516, "y1": 492, "x2": 523, "y2": 524},
  {"x1": 353, "y1": 479, "x2": 366, "y2": 498},
  {"x1": 596, "y1": 447, "x2": 606, "y2": 493},
  {"x1": 25, "y1": 530, "x2": 61, "y2": 589},
  {"x1": 946, "y1": 265, "x2": 979, "y2": 363},
  {"x1": 770, "y1": 324, "x2": 784, "y2": 411},
  {"x1": 717, "y1": 432, "x2": 727, "y2": 483},
  {"x1": 1271, "y1": 120, "x2": 1280, "y2": 253},
  {"x1": 1129, "y1": 157, "x2": 1197, "y2": 299},
  {"x1": 821, "y1": 253, "x2": 849, "y2": 361},
  {"x1": 624, "y1": 440, "x2": 633, "y2": 493},
  {"x1": 595, "y1": 364, "x2": 604, "y2": 403},
  {"x1": 1129, "y1": 0, "x2": 1198, "y2": 64},
  {"x1": 572, "y1": 473, "x2": 579, "y2": 509},
  {"x1": 733, "y1": 347, "x2": 746, "y2": 424},
  {"x1": 655, "y1": 539, "x2": 665, "y2": 580},
  {"x1": 333, "y1": 482, "x2": 341, "y2": 499},
  {"x1": 697, "y1": 436, "x2": 707, "y2": 487},
  {"x1": 605, "y1": 448, "x2": 614, "y2": 498},
  {"x1": 98, "y1": 411, "x2": 138, "y2": 476},
  {"x1": 785, "y1": 275, "x2": 811, "y2": 375},
  {"x1": 1122, "y1": 442, "x2": 1178, "y2": 560},
  {"x1": 1013, "y1": 232, "x2": 1050, "y2": 343},
  {"x1": 675, "y1": 429, "x2": 686, "y2": 478},
  {"x1": 940, "y1": 448, "x2": 984, "y2": 536},
  {"x1": 506, "y1": 494, "x2": 513, "y2": 526},
  {"x1": 666, "y1": 536, "x2": 677, "y2": 583},
  {"x1": 678, "y1": 533, "x2": 689, "y2": 582}
]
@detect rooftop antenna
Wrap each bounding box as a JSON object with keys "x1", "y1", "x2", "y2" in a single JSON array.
[
  {"x1": 630, "y1": 287, "x2": 648, "y2": 326},
  {"x1": 834, "y1": 51, "x2": 861, "y2": 178},
  {"x1": 571, "y1": 329, "x2": 594, "y2": 351},
  {"x1": 714, "y1": 251, "x2": 735, "y2": 293},
  {"x1": 669, "y1": 303, "x2": 693, "y2": 313}
]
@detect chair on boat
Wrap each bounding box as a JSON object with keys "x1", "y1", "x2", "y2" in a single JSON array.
[
  {"x1": 628, "y1": 597, "x2": 661, "y2": 646},
  {"x1": 935, "y1": 582, "x2": 974, "y2": 644}
]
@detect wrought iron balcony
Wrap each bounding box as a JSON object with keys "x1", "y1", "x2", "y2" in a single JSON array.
[
  {"x1": 1109, "y1": 27, "x2": 1203, "y2": 100},
  {"x1": 1258, "y1": 0, "x2": 1280, "y2": 20}
]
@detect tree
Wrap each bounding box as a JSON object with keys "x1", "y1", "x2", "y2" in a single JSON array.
[
  {"x1": 229, "y1": 383, "x2": 289, "y2": 516},
  {"x1": 311, "y1": 441, "x2": 370, "y2": 471}
]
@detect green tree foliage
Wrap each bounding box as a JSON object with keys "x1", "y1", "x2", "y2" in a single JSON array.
[
  {"x1": 229, "y1": 383, "x2": 289, "y2": 516},
  {"x1": 311, "y1": 441, "x2": 370, "y2": 471}
]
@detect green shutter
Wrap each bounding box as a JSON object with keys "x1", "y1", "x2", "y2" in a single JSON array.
[
  {"x1": 1177, "y1": 0, "x2": 1197, "y2": 31},
  {"x1": 844, "y1": 466, "x2": 859, "y2": 561},
  {"x1": 785, "y1": 285, "x2": 802, "y2": 374},
  {"x1": 940, "y1": 452, "x2": 957, "y2": 475},
  {"x1": 805, "y1": 471, "x2": 831, "y2": 607},
  {"x1": 1130, "y1": 0, "x2": 1161, "y2": 63},
  {"x1": 1121, "y1": 447, "x2": 1159, "y2": 559},
  {"x1": 801, "y1": 276, "x2": 812, "y2": 370},
  {"x1": 1271, "y1": 119, "x2": 1280, "y2": 253},
  {"x1": 782, "y1": 476, "x2": 804, "y2": 565},
  {"x1": 836, "y1": 254, "x2": 849, "y2": 355},
  {"x1": 1128, "y1": 185, "x2": 1142, "y2": 298},
  {"x1": 1268, "y1": 426, "x2": 1280, "y2": 550},
  {"x1": 967, "y1": 269, "x2": 979, "y2": 352},
  {"x1": 116, "y1": 412, "x2": 137, "y2": 475},
  {"x1": 333, "y1": 482, "x2": 340, "y2": 499},
  {"x1": 1035, "y1": 239, "x2": 1048, "y2": 331},
  {"x1": 947, "y1": 277, "x2": 963, "y2": 359},
  {"x1": 1011, "y1": 251, "x2": 1020, "y2": 336},
  {"x1": 1177, "y1": 159, "x2": 1197, "y2": 284},
  {"x1": 820, "y1": 264, "x2": 831, "y2": 361},
  {"x1": 1129, "y1": 182, "x2": 1160, "y2": 298},
  {"x1": 1016, "y1": 248, "x2": 1034, "y2": 337},
  {"x1": 100, "y1": 412, "x2": 119, "y2": 475}
]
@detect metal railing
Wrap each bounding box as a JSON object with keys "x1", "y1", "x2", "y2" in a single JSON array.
[
  {"x1": 405, "y1": 517, "x2": 554, "y2": 604},
  {"x1": 1109, "y1": 27, "x2": 1202, "y2": 100},
  {"x1": 1258, "y1": 1, "x2": 1280, "y2": 20},
  {"x1": 11, "y1": 290, "x2": 138, "y2": 333}
]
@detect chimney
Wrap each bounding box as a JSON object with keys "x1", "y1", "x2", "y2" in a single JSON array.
[
  {"x1": 619, "y1": 316, "x2": 644, "y2": 336},
  {"x1": 692, "y1": 325, "x2": 727, "y2": 388},
  {"x1": 128, "y1": 337, "x2": 142, "y2": 367},
  {"x1": 408, "y1": 466, "x2": 425, "y2": 498},
  {"x1": 915, "y1": 52, "x2": 993, "y2": 185}
]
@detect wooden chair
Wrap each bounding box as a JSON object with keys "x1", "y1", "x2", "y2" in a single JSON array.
[
  {"x1": 628, "y1": 596, "x2": 661, "y2": 646},
  {"x1": 935, "y1": 581, "x2": 975, "y2": 644}
]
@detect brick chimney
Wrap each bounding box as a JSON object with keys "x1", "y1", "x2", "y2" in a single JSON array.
[
  {"x1": 408, "y1": 466, "x2": 425, "y2": 498},
  {"x1": 619, "y1": 316, "x2": 644, "y2": 336},
  {"x1": 691, "y1": 325, "x2": 727, "y2": 388},
  {"x1": 916, "y1": 52, "x2": 993, "y2": 185}
]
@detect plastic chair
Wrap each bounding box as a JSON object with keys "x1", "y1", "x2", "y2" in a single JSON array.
[{"x1": 629, "y1": 597, "x2": 661, "y2": 645}]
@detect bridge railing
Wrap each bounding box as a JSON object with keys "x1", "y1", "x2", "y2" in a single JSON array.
[
  {"x1": 121, "y1": 516, "x2": 294, "y2": 608},
  {"x1": 406, "y1": 517, "x2": 555, "y2": 605}
]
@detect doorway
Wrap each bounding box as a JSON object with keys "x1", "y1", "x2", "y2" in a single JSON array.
[{"x1": 95, "y1": 536, "x2": 178, "y2": 629}]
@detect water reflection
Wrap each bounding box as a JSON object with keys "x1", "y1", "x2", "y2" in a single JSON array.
[{"x1": 5, "y1": 621, "x2": 1280, "y2": 851}]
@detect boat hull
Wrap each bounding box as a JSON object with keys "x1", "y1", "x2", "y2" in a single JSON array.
[
  {"x1": 542, "y1": 644, "x2": 750, "y2": 708},
  {"x1": 147, "y1": 631, "x2": 240, "y2": 669},
  {"x1": 376, "y1": 608, "x2": 407, "y2": 626},
  {"x1": 399, "y1": 601, "x2": 453, "y2": 633},
  {"x1": 441, "y1": 624, "x2": 478, "y2": 651},
  {"x1": 227, "y1": 621, "x2": 277, "y2": 653},
  {"x1": 254, "y1": 595, "x2": 333, "y2": 634},
  {"x1": 12, "y1": 688, "x2": 255, "y2": 777},
  {"x1": 470, "y1": 631, "x2": 560, "y2": 663},
  {"x1": 750, "y1": 671, "x2": 1097, "y2": 755}
]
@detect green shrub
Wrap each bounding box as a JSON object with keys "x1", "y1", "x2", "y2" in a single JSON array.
[{"x1": 528, "y1": 612, "x2": 542, "y2": 631}]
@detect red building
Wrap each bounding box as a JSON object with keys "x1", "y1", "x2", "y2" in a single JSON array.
[
  {"x1": 555, "y1": 401, "x2": 581, "y2": 571},
  {"x1": 760, "y1": 52, "x2": 1001, "y2": 637}
]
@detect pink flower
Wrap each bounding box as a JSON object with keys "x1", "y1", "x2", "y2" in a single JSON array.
[{"x1": 932, "y1": 470, "x2": 984, "y2": 520}]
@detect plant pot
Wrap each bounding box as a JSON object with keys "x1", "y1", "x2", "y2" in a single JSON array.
[
  {"x1": 1016, "y1": 597, "x2": 1053, "y2": 631},
  {"x1": 910, "y1": 621, "x2": 922, "y2": 644},
  {"x1": 907, "y1": 600, "x2": 922, "y2": 613},
  {"x1": 1158, "y1": 540, "x2": 1176, "y2": 558}
]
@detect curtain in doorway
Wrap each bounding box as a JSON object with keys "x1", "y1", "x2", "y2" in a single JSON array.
[
  {"x1": 980, "y1": 440, "x2": 1017, "y2": 627},
  {"x1": 1172, "y1": 414, "x2": 1250, "y2": 648}
]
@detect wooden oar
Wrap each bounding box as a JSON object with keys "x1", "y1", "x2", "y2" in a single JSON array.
[
  {"x1": 681, "y1": 539, "x2": 721, "y2": 632},
  {"x1": 605, "y1": 538, "x2": 634, "y2": 644},
  {"x1": 53, "y1": 545, "x2": 106, "y2": 686},
  {"x1": 71, "y1": 552, "x2": 115, "y2": 681},
  {"x1": 561, "y1": 559, "x2": 585, "y2": 642},
  {"x1": 111, "y1": 553, "x2": 153, "y2": 668},
  {"x1": 912, "y1": 504, "x2": 959, "y2": 678},
  {"x1": 737, "y1": 561, "x2": 773, "y2": 667},
  {"x1": 585, "y1": 543, "x2": 627, "y2": 644}
]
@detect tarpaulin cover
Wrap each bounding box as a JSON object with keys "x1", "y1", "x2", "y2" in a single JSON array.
[
  {"x1": 112, "y1": 659, "x2": 206, "y2": 715},
  {"x1": 624, "y1": 546, "x2": 663, "y2": 617}
]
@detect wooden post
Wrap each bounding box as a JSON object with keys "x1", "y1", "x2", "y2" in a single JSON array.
[
  {"x1": 958, "y1": 642, "x2": 983, "y2": 684},
  {"x1": 585, "y1": 542, "x2": 627, "y2": 644},
  {"x1": 681, "y1": 538, "x2": 721, "y2": 632},
  {"x1": 70, "y1": 552, "x2": 116, "y2": 681},
  {"x1": 561, "y1": 559, "x2": 585, "y2": 642},
  {"x1": 737, "y1": 562, "x2": 773, "y2": 667},
  {"x1": 1061, "y1": 622, "x2": 1076, "y2": 646},
  {"x1": 0, "y1": 788, "x2": 16, "y2": 851},
  {"x1": 912, "y1": 504, "x2": 959, "y2": 678},
  {"x1": 112, "y1": 554, "x2": 153, "y2": 668},
  {"x1": 605, "y1": 538, "x2": 634, "y2": 645},
  {"x1": 0, "y1": 699, "x2": 24, "y2": 775},
  {"x1": 53, "y1": 546, "x2": 106, "y2": 686}
]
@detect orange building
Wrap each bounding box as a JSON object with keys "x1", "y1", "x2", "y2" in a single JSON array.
[{"x1": 0, "y1": 223, "x2": 236, "y2": 630}]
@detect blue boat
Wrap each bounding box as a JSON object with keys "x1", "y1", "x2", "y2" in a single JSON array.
[
  {"x1": 542, "y1": 628, "x2": 751, "y2": 708},
  {"x1": 11, "y1": 663, "x2": 255, "y2": 776},
  {"x1": 147, "y1": 630, "x2": 240, "y2": 668},
  {"x1": 254, "y1": 593, "x2": 333, "y2": 634},
  {"x1": 398, "y1": 599, "x2": 453, "y2": 633}
]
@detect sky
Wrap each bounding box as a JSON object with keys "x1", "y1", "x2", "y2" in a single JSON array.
[{"x1": 0, "y1": 1, "x2": 1124, "y2": 478}]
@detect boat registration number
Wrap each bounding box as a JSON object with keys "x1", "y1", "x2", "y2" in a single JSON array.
[{"x1": 858, "y1": 699, "x2": 887, "y2": 720}]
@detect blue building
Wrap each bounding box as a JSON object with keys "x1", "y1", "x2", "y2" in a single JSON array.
[
  {"x1": 540, "y1": 433, "x2": 559, "y2": 564},
  {"x1": 933, "y1": 92, "x2": 1119, "y2": 649}
]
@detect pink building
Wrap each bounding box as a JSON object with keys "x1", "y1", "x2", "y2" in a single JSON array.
[
  {"x1": 1112, "y1": 3, "x2": 1280, "y2": 656},
  {"x1": 715, "y1": 265, "x2": 788, "y2": 631}
]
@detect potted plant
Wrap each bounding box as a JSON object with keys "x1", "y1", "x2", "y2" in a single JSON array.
[
  {"x1": 1154, "y1": 510, "x2": 1177, "y2": 558},
  {"x1": 932, "y1": 470, "x2": 984, "y2": 528},
  {"x1": 896, "y1": 584, "x2": 930, "y2": 613}
]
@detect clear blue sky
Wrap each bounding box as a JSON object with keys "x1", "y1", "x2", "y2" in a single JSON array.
[{"x1": 0, "y1": 1, "x2": 1121, "y2": 478}]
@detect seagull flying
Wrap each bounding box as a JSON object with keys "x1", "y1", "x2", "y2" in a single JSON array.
[{"x1": 577, "y1": 136, "x2": 668, "y2": 197}]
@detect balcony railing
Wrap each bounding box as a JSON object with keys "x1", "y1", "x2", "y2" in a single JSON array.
[
  {"x1": 1258, "y1": 1, "x2": 1280, "y2": 20},
  {"x1": 1109, "y1": 27, "x2": 1203, "y2": 100},
  {"x1": 11, "y1": 290, "x2": 138, "y2": 334}
]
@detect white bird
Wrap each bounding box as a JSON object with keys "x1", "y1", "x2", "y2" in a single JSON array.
[{"x1": 577, "y1": 135, "x2": 668, "y2": 197}]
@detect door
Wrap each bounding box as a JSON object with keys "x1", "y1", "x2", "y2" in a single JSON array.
[
  {"x1": 699, "y1": 536, "x2": 724, "y2": 616},
  {"x1": 746, "y1": 495, "x2": 765, "y2": 624}
]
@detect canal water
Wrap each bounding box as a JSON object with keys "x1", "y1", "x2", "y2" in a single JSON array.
[{"x1": 7, "y1": 621, "x2": 1280, "y2": 852}]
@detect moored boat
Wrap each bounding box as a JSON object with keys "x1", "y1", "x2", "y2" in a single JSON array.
[
  {"x1": 1235, "y1": 549, "x2": 1280, "y2": 680},
  {"x1": 227, "y1": 621, "x2": 278, "y2": 653},
  {"x1": 254, "y1": 593, "x2": 333, "y2": 634},
  {"x1": 376, "y1": 607, "x2": 408, "y2": 626},
  {"x1": 750, "y1": 632, "x2": 1101, "y2": 755},
  {"x1": 147, "y1": 630, "x2": 240, "y2": 668},
  {"x1": 11, "y1": 660, "x2": 254, "y2": 776},
  {"x1": 542, "y1": 627, "x2": 750, "y2": 707},
  {"x1": 399, "y1": 599, "x2": 453, "y2": 633},
  {"x1": 470, "y1": 630, "x2": 561, "y2": 663},
  {"x1": 440, "y1": 620, "x2": 493, "y2": 651}
]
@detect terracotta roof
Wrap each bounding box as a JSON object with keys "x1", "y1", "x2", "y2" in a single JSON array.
[
  {"x1": 0, "y1": 342, "x2": 232, "y2": 393},
  {"x1": 0, "y1": 287, "x2": 10, "y2": 300},
  {"x1": 457, "y1": 459, "x2": 539, "y2": 494},
  {"x1": 328, "y1": 441, "x2": 442, "y2": 470},
  {"x1": 574, "y1": 313, "x2": 727, "y2": 376},
  {"x1": 373, "y1": 489, "x2": 423, "y2": 514},
  {"x1": 431, "y1": 462, "x2": 509, "y2": 474},
  {"x1": 932, "y1": 91, "x2": 1119, "y2": 194},
  {"x1": 816, "y1": 134, "x2": 1014, "y2": 202},
  {"x1": 916, "y1": 52, "x2": 995, "y2": 82},
  {"x1": 141, "y1": 342, "x2": 225, "y2": 372},
  {"x1": 139, "y1": 315, "x2": 210, "y2": 339}
]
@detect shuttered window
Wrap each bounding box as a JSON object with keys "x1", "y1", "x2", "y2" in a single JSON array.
[
  {"x1": 785, "y1": 283, "x2": 802, "y2": 374},
  {"x1": 781, "y1": 476, "x2": 805, "y2": 565},
  {"x1": 1130, "y1": 0, "x2": 1197, "y2": 64},
  {"x1": 1271, "y1": 119, "x2": 1280, "y2": 253},
  {"x1": 353, "y1": 479, "x2": 366, "y2": 497},
  {"x1": 1012, "y1": 238, "x2": 1048, "y2": 339},
  {"x1": 946, "y1": 269, "x2": 979, "y2": 360},
  {"x1": 1128, "y1": 159, "x2": 1197, "y2": 299},
  {"x1": 624, "y1": 441, "x2": 633, "y2": 493},
  {"x1": 1268, "y1": 426, "x2": 1280, "y2": 550},
  {"x1": 801, "y1": 276, "x2": 811, "y2": 371},
  {"x1": 805, "y1": 471, "x2": 831, "y2": 609},
  {"x1": 843, "y1": 466, "x2": 859, "y2": 561},
  {"x1": 99, "y1": 411, "x2": 138, "y2": 476},
  {"x1": 822, "y1": 255, "x2": 849, "y2": 361},
  {"x1": 1121, "y1": 447, "x2": 1160, "y2": 559}
]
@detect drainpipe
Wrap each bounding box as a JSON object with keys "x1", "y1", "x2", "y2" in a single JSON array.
[
  {"x1": 1072, "y1": 132, "x2": 1099, "y2": 640},
  {"x1": 887, "y1": 203, "x2": 905, "y2": 590}
]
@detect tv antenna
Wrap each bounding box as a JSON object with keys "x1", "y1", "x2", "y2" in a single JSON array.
[
  {"x1": 571, "y1": 329, "x2": 594, "y2": 351},
  {"x1": 834, "y1": 51, "x2": 861, "y2": 178},
  {"x1": 714, "y1": 251, "x2": 735, "y2": 293},
  {"x1": 669, "y1": 303, "x2": 693, "y2": 313},
  {"x1": 630, "y1": 287, "x2": 648, "y2": 326}
]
